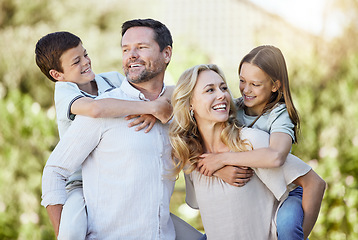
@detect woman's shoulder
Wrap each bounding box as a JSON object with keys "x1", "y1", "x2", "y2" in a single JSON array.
[
  {"x1": 240, "y1": 127, "x2": 270, "y2": 149},
  {"x1": 241, "y1": 127, "x2": 269, "y2": 137}
]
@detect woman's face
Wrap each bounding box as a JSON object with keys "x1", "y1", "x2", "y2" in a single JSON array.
[{"x1": 190, "y1": 69, "x2": 231, "y2": 126}]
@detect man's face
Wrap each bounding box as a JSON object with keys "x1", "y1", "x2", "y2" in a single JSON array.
[{"x1": 121, "y1": 26, "x2": 171, "y2": 84}]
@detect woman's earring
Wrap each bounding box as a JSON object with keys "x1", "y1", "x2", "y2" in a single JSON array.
[{"x1": 190, "y1": 109, "x2": 194, "y2": 118}]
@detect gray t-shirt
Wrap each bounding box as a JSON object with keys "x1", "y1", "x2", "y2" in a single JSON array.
[{"x1": 236, "y1": 103, "x2": 295, "y2": 142}]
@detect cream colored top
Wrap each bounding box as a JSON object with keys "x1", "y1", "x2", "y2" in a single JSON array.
[{"x1": 185, "y1": 128, "x2": 311, "y2": 240}]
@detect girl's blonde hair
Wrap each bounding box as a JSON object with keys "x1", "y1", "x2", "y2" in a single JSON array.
[
  {"x1": 238, "y1": 45, "x2": 300, "y2": 142},
  {"x1": 170, "y1": 64, "x2": 251, "y2": 177}
]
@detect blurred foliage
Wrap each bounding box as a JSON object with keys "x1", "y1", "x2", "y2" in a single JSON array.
[
  {"x1": 290, "y1": 12, "x2": 358, "y2": 238},
  {"x1": 0, "y1": 0, "x2": 358, "y2": 239},
  {"x1": 0, "y1": 90, "x2": 58, "y2": 239}
]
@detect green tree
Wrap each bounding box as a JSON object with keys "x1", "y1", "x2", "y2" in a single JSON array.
[{"x1": 0, "y1": 90, "x2": 58, "y2": 239}]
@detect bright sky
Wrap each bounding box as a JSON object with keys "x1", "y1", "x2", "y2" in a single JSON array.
[{"x1": 249, "y1": 0, "x2": 341, "y2": 38}]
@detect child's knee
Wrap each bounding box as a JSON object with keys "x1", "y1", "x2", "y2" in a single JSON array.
[
  {"x1": 58, "y1": 188, "x2": 87, "y2": 240},
  {"x1": 277, "y1": 225, "x2": 304, "y2": 240},
  {"x1": 58, "y1": 228, "x2": 87, "y2": 240},
  {"x1": 58, "y1": 214, "x2": 87, "y2": 240},
  {"x1": 277, "y1": 194, "x2": 304, "y2": 239}
]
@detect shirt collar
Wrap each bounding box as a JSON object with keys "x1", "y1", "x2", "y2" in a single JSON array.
[
  {"x1": 94, "y1": 75, "x2": 117, "y2": 95},
  {"x1": 120, "y1": 78, "x2": 166, "y2": 101}
]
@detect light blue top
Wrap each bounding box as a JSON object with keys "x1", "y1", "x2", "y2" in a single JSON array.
[
  {"x1": 236, "y1": 103, "x2": 295, "y2": 142},
  {"x1": 54, "y1": 71, "x2": 125, "y2": 138}
]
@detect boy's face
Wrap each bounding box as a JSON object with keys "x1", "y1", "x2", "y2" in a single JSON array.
[{"x1": 51, "y1": 43, "x2": 95, "y2": 85}]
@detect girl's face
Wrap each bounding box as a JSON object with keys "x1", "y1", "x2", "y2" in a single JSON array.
[
  {"x1": 239, "y1": 62, "x2": 279, "y2": 116},
  {"x1": 190, "y1": 69, "x2": 231, "y2": 127}
]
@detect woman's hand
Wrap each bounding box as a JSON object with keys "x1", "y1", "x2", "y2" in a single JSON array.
[
  {"x1": 213, "y1": 166, "x2": 253, "y2": 187},
  {"x1": 126, "y1": 114, "x2": 157, "y2": 133},
  {"x1": 197, "y1": 153, "x2": 226, "y2": 176}
]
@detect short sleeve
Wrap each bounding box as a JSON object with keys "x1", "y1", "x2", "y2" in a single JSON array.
[
  {"x1": 54, "y1": 82, "x2": 84, "y2": 137},
  {"x1": 55, "y1": 82, "x2": 84, "y2": 122},
  {"x1": 240, "y1": 128, "x2": 311, "y2": 201},
  {"x1": 184, "y1": 173, "x2": 199, "y2": 209},
  {"x1": 254, "y1": 154, "x2": 311, "y2": 201},
  {"x1": 268, "y1": 104, "x2": 295, "y2": 142},
  {"x1": 98, "y1": 71, "x2": 125, "y2": 88}
]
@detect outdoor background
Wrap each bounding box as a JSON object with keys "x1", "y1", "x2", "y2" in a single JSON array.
[{"x1": 0, "y1": 0, "x2": 357, "y2": 239}]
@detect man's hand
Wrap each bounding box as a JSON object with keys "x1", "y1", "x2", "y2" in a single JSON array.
[
  {"x1": 213, "y1": 166, "x2": 253, "y2": 187},
  {"x1": 126, "y1": 114, "x2": 157, "y2": 133}
]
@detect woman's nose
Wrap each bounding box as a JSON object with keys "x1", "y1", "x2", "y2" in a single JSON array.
[{"x1": 217, "y1": 90, "x2": 225, "y2": 100}]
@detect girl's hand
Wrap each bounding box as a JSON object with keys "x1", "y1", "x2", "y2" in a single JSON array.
[
  {"x1": 213, "y1": 166, "x2": 254, "y2": 187},
  {"x1": 197, "y1": 153, "x2": 226, "y2": 176},
  {"x1": 126, "y1": 114, "x2": 157, "y2": 133}
]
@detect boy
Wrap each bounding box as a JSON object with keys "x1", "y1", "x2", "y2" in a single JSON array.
[{"x1": 35, "y1": 31, "x2": 173, "y2": 239}]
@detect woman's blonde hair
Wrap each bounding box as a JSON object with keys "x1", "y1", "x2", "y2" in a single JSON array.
[
  {"x1": 238, "y1": 45, "x2": 300, "y2": 142},
  {"x1": 169, "y1": 64, "x2": 251, "y2": 177}
]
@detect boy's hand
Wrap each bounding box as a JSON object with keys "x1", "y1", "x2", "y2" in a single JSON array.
[
  {"x1": 213, "y1": 166, "x2": 253, "y2": 187},
  {"x1": 126, "y1": 114, "x2": 157, "y2": 133},
  {"x1": 150, "y1": 96, "x2": 173, "y2": 124},
  {"x1": 197, "y1": 153, "x2": 226, "y2": 176}
]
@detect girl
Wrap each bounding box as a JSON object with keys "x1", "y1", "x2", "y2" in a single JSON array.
[
  {"x1": 170, "y1": 64, "x2": 325, "y2": 240},
  {"x1": 197, "y1": 46, "x2": 324, "y2": 239}
]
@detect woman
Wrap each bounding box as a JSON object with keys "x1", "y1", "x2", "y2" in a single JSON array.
[{"x1": 169, "y1": 64, "x2": 325, "y2": 239}]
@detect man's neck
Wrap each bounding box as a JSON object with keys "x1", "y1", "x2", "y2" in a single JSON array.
[{"x1": 129, "y1": 80, "x2": 164, "y2": 101}]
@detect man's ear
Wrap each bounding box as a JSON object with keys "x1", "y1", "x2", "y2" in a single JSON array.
[
  {"x1": 272, "y1": 80, "x2": 281, "y2": 92},
  {"x1": 162, "y1": 46, "x2": 172, "y2": 64},
  {"x1": 49, "y1": 69, "x2": 64, "y2": 81}
]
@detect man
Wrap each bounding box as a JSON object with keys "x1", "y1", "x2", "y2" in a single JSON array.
[{"x1": 42, "y1": 19, "x2": 178, "y2": 239}]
